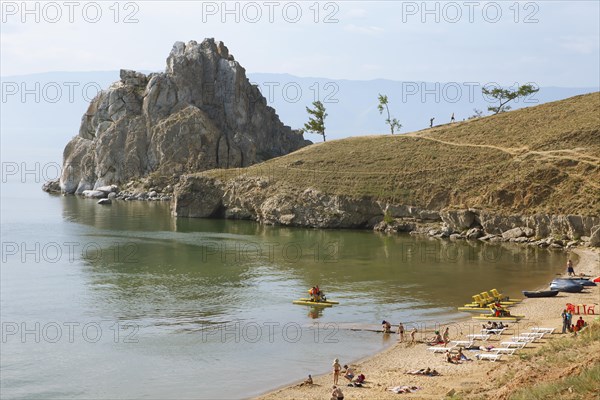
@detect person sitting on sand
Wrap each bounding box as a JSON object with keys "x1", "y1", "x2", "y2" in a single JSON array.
[
  {"x1": 331, "y1": 385, "x2": 344, "y2": 400},
  {"x1": 382, "y1": 320, "x2": 392, "y2": 333},
  {"x1": 332, "y1": 358, "x2": 341, "y2": 385},
  {"x1": 427, "y1": 331, "x2": 444, "y2": 345},
  {"x1": 454, "y1": 348, "x2": 471, "y2": 362},
  {"x1": 304, "y1": 374, "x2": 313, "y2": 385},
  {"x1": 397, "y1": 322, "x2": 405, "y2": 342},
  {"x1": 446, "y1": 350, "x2": 459, "y2": 364},
  {"x1": 342, "y1": 365, "x2": 355, "y2": 382},
  {"x1": 354, "y1": 373, "x2": 366, "y2": 384},
  {"x1": 576, "y1": 316, "x2": 585, "y2": 330}
]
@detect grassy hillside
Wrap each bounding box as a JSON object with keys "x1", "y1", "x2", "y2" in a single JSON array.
[{"x1": 205, "y1": 92, "x2": 600, "y2": 216}]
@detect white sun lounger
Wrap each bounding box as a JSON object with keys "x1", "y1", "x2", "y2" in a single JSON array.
[
  {"x1": 522, "y1": 332, "x2": 545, "y2": 339},
  {"x1": 448, "y1": 340, "x2": 474, "y2": 348},
  {"x1": 467, "y1": 334, "x2": 491, "y2": 341},
  {"x1": 476, "y1": 353, "x2": 503, "y2": 362},
  {"x1": 530, "y1": 327, "x2": 555, "y2": 334},
  {"x1": 428, "y1": 346, "x2": 454, "y2": 353},
  {"x1": 501, "y1": 341, "x2": 528, "y2": 349},
  {"x1": 481, "y1": 328, "x2": 506, "y2": 335},
  {"x1": 492, "y1": 348, "x2": 516, "y2": 355},
  {"x1": 511, "y1": 336, "x2": 536, "y2": 343}
]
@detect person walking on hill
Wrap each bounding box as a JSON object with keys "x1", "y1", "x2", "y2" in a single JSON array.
[
  {"x1": 450, "y1": 113, "x2": 455, "y2": 123},
  {"x1": 430, "y1": 117, "x2": 435, "y2": 128}
]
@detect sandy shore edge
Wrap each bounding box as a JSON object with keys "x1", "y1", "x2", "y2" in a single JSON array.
[{"x1": 254, "y1": 247, "x2": 599, "y2": 400}]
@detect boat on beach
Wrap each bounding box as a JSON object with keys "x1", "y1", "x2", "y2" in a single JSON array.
[
  {"x1": 554, "y1": 278, "x2": 596, "y2": 287},
  {"x1": 550, "y1": 280, "x2": 584, "y2": 293},
  {"x1": 522, "y1": 290, "x2": 559, "y2": 298}
]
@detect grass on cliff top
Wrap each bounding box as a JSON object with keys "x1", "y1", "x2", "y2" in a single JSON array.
[{"x1": 202, "y1": 92, "x2": 600, "y2": 216}]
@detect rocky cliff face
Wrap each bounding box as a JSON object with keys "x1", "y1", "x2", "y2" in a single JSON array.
[
  {"x1": 58, "y1": 39, "x2": 309, "y2": 194},
  {"x1": 171, "y1": 176, "x2": 600, "y2": 247}
]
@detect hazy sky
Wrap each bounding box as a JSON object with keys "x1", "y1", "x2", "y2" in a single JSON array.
[{"x1": 1, "y1": 1, "x2": 599, "y2": 86}]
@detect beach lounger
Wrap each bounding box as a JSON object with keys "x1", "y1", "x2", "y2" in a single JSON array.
[
  {"x1": 501, "y1": 341, "x2": 528, "y2": 349},
  {"x1": 467, "y1": 334, "x2": 491, "y2": 341},
  {"x1": 427, "y1": 346, "x2": 455, "y2": 353},
  {"x1": 476, "y1": 353, "x2": 503, "y2": 362},
  {"x1": 492, "y1": 348, "x2": 516, "y2": 355},
  {"x1": 481, "y1": 328, "x2": 506, "y2": 335},
  {"x1": 448, "y1": 340, "x2": 474, "y2": 348},
  {"x1": 511, "y1": 336, "x2": 536, "y2": 343},
  {"x1": 521, "y1": 332, "x2": 545, "y2": 339},
  {"x1": 530, "y1": 327, "x2": 555, "y2": 334}
]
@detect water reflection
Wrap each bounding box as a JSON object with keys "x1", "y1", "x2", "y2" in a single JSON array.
[{"x1": 64, "y1": 196, "x2": 568, "y2": 329}]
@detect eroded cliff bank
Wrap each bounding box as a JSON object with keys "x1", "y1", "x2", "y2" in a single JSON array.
[
  {"x1": 171, "y1": 174, "x2": 600, "y2": 247},
  {"x1": 171, "y1": 92, "x2": 600, "y2": 246}
]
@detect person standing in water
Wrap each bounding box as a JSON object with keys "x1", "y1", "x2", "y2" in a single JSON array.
[{"x1": 397, "y1": 322, "x2": 405, "y2": 342}]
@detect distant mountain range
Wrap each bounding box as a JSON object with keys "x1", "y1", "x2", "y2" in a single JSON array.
[{"x1": 1, "y1": 70, "x2": 596, "y2": 162}]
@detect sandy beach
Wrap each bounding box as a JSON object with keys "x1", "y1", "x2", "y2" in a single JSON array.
[{"x1": 255, "y1": 248, "x2": 600, "y2": 399}]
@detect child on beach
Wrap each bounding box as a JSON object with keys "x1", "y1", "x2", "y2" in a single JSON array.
[
  {"x1": 410, "y1": 327, "x2": 418, "y2": 343},
  {"x1": 332, "y1": 358, "x2": 341, "y2": 385}
]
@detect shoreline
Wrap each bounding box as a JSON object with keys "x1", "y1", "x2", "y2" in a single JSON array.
[{"x1": 254, "y1": 247, "x2": 599, "y2": 399}]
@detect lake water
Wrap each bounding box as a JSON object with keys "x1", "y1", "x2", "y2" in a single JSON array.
[{"x1": 1, "y1": 181, "x2": 567, "y2": 399}]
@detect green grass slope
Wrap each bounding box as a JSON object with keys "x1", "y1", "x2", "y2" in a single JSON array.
[{"x1": 206, "y1": 92, "x2": 600, "y2": 216}]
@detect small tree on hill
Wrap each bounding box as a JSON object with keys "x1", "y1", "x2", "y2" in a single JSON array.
[
  {"x1": 377, "y1": 94, "x2": 402, "y2": 134},
  {"x1": 482, "y1": 84, "x2": 539, "y2": 114},
  {"x1": 304, "y1": 100, "x2": 327, "y2": 142}
]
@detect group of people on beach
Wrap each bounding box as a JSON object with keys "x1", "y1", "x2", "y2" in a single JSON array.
[
  {"x1": 381, "y1": 320, "x2": 418, "y2": 343},
  {"x1": 327, "y1": 358, "x2": 366, "y2": 400},
  {"x1": 426, "y1": 327, "x2": 450, "y2": 346},
  {"x1": 482, "y1": 321, "x2": 508, "y2": 332},
  {"x1": 562, "y1": 309, "x2": 587, "y2": 334}
]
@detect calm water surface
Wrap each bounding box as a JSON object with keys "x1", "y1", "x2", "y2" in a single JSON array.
[{"x1": 1, "y1": 182, "x2": 567, "y2": 399}]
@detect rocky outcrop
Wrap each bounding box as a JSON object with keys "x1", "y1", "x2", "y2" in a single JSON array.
[
  {"x1": 171, "y1": 176, "x2": 600, "y2": 246},
  {"x1": 56, "y1": 39, "x2": 309, "y2": 194}
]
